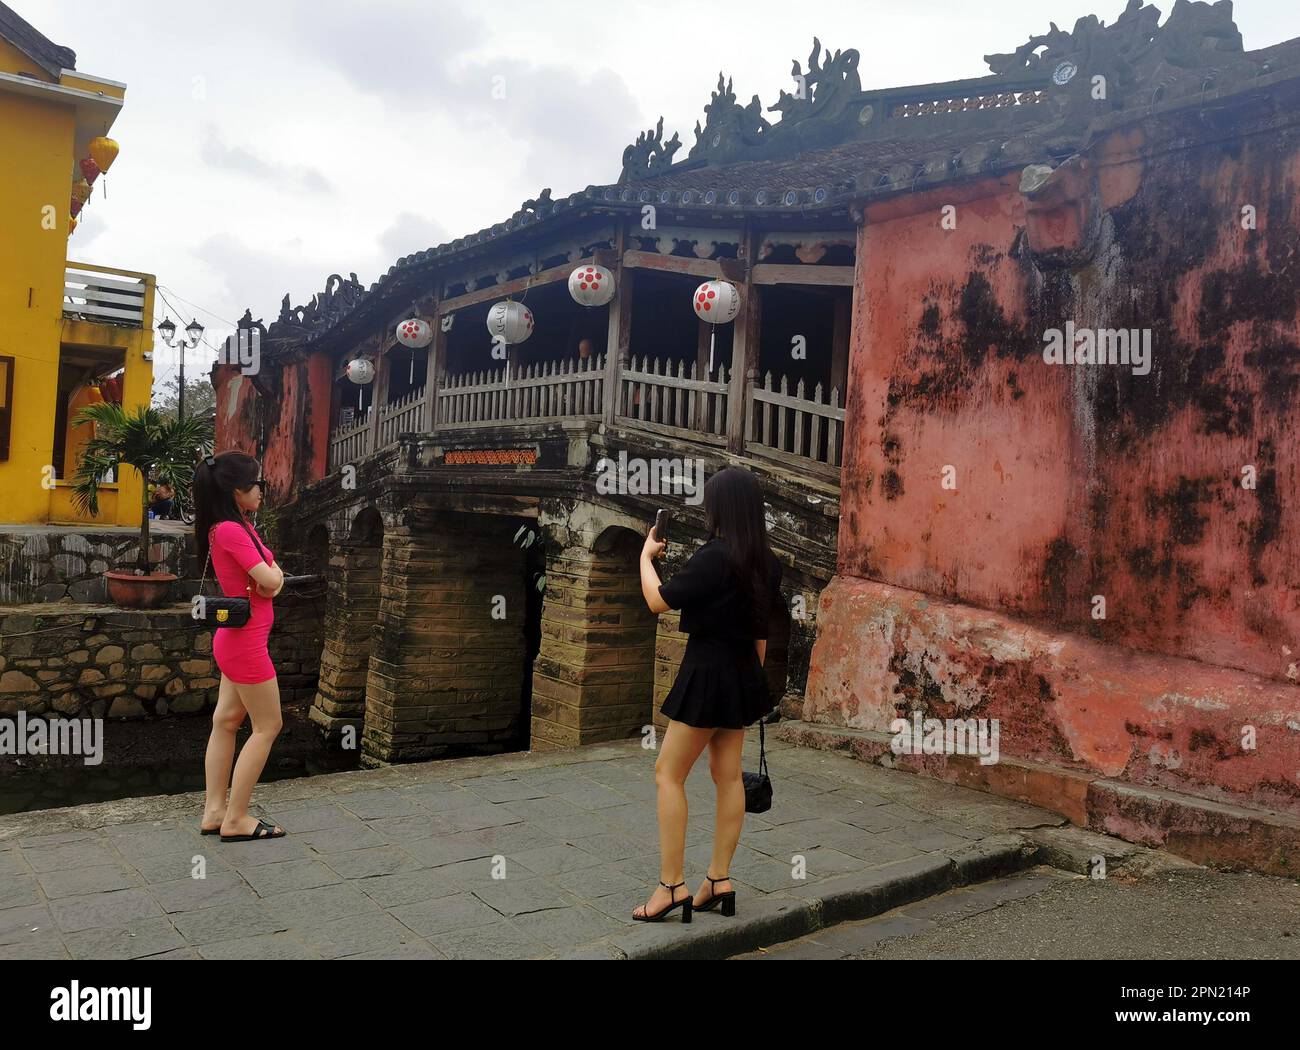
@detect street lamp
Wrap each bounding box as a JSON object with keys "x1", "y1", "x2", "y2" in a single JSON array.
[{"x1": 158, "y1": 317, "x2": 205, "y2": 422}]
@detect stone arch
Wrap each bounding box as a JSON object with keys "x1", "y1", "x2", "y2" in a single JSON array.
[
  {"x1": 350, "y1": 505, "x2": 383, "y2": 543},
  {"x1": 361, "y1": 509, "x2": 533, "y2": 763},
  {"x1": 305, "y1": 523, "x2": 329, "y2": 575},
  {"x1": 530, "y1": 518, "x2": 659, "y2": 747},
  {"x1": 309, "y1": 505, "x2": 385, "y2": 745},
  {"x1": 267, "y1": 521, "x2": 332, "y2": 708}
]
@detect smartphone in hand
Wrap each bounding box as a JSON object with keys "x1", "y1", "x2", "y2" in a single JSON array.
[{"x1": 653, "y1": 509, "x2": 669, "y2": 542}]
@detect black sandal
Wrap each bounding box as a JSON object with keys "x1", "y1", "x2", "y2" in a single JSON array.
[
  {"x1": 632, "y1": 880, "x2": 692, "y2": 923},
  {"x1": 694, "y1": 873, "x2": 736, "y2": 916},
  {"x1": 220, "y1": 817, "x2": 285, "y2": 842}
]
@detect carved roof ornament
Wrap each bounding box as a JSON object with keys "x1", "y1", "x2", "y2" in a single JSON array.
[
  {"x1": 769, "y1": 38, "x2": 862, "y2": 127},
  {"x1": 266, "y1": 273, "x2": 366, "y2": 342},
  {"x1": 984, "y1": 0, "x2": 1252, "y2": 107},
  {"x1": 520, "y1": 188, "x2": 552, "y2": 215},
  {"x1": 687, "y1": 74, "x2": 771, "y2": 162},
  {"x1": 619, "y1": 117, "x2": 682, "y2": 183}
]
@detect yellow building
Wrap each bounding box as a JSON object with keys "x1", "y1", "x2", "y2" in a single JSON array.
[{"x1": 0, "y1": 1, "x2": 154, "y2": 525}]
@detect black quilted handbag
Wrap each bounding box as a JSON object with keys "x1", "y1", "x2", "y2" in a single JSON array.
[
  {"x1": 743, "y1": 719, "x2": 773, "y2": 813},
  {"x1": 191, "y1": 521, "x2": 266, "y2": 629},
  {"x1": 192, "y1": 547, "x2": 251, "y2": 628}
]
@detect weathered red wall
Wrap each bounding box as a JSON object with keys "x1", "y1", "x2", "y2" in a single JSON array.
[
  {"x1": 212, "y1": 363, "x2": 258, "y2": 457},
  {"x1": 810, "y1": 96, "x2": 1300, "y2": 818},
  {"x1": 213, "y1": 350, "x2": 336, "y2": 508}
]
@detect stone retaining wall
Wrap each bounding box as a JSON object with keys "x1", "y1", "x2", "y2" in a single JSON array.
[
  {"x1": 0, "y1": 596, "x2": 324, "y2": 718},
  {"x1": 0, "y1": 606, "x2": 217, "y2": 718}
]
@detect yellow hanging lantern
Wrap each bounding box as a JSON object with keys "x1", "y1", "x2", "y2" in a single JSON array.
[
  {"x1": 69, "y1": 214, "x2": 78, "y2": 236},
  {"x1": 72, "y1": 178, "x2": 92, "y2": 204},
  {"x1": 89, "y1": 136, "x2": 119, "y2": 173}
]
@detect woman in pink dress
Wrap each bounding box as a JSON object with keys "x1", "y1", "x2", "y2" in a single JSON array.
[{"x1": 193, "y1": 452, "x2": 287, "y2": 842}]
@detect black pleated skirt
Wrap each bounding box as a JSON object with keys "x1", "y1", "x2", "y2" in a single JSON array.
[{"x1": 660, "y1": 634, "x2": 776, "y2": 730}]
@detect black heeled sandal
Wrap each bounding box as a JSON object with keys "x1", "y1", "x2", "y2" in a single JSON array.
[
  {"x1": 632, "y1": 880, "x2": 692, "y2": 923},
  {"x1": 695, "y1": 873, "x2": 736, "y2": 917}
]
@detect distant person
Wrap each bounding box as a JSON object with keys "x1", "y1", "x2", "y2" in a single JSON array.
[
  {"x1": 632, "y1": 465, "x2": 783, "y2": 921},
  {"x1": 149, "y1": 481, "x2": 175, "y2": 519},
  {"x1": 193, "y1": 452, "x2": 287, "y2": 842}
]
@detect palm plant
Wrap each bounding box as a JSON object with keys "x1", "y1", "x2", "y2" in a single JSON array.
[{"x1": 71, "y1": 402, "x2": 213, "y2": 573}]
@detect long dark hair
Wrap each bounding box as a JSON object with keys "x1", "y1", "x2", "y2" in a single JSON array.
[
  {"x1": 702, "y1": 466, "x2": 774, "y2": 634},
  {"x1": 193, "y1": 451, "x2": 261, "y2": 564}
]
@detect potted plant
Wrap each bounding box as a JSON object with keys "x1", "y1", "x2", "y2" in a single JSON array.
[{"x1": 71, "y1": 402, "x2": 213, "y2": 609}]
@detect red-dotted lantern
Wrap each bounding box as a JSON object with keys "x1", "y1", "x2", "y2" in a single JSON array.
[
  {"x1": 486, "y1": 300, "x2": 534, "y2": 346},
  {"x1": 567, "y1": 263, "x2": 615, "y2": 308},
  {"x1": 692, "y1": 280, "x2": 741, "y2": 373},
  {"x1": 395, "y1": 317, "x2": 433, "y2": 349},
  {"x1": 692, "y1": 280, "x2": 740, "y2": 323}
]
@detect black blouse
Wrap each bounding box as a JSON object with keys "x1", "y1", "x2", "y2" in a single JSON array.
[{"x1": 658, "y1": 539, "x2": 783, "y2": 641}]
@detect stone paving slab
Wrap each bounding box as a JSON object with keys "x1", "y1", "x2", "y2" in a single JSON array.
[{"x1": 0, "y1": 734, "x2": 1070, "y2": 959}]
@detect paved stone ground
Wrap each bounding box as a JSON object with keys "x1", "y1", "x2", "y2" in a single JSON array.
[
  {"x1": 738, "y1": 866, "x2": 1300, "y2": 960},
  {"x1": 0, "y1": 732, "x2": 1083, "y2": 960}
]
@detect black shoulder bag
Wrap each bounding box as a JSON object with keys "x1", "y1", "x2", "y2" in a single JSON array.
[
  {"x1": 743, "y1": 719, "x2": 773, "y2": 813},
  {"x1": 193, "y1": 519, "x2": 269, "y2": 629}
]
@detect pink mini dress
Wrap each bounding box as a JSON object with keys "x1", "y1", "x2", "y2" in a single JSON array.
[{"x1": 209, "y1": 519, "x2": 276, "y2": 684}]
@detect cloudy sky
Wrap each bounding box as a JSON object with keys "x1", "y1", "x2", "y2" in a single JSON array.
[{"x1": 22, "y1": 0, "x2": 1300, "y2": 390}]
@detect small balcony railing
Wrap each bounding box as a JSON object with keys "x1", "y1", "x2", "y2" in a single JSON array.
[{"x1": 63, "y1": 263, "x2": 149, "y2": 327}]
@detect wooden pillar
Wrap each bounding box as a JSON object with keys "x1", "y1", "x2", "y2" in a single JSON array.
[
  {"x1": 603, "y1": 224, "x2": 630, "y2": 426},
  {"x1": 830, "y1": 292, "x2": 850, "y2": 398},
  {"x1": 368, "y1": 337, "x2": 390, "y2": 455},
  {"x1": 425, "y1": 311, "x2": 447, "y2": 433},
  {"x1": 726, "y1": 225, "x2": 761, "y2": 455}
]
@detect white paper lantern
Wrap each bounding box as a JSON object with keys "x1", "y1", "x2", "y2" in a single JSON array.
[
  {"x1": 346, "y1": 358, "x2": 376, "y2": 385},
  {"x1": 395, "y1": 317, "x2": 433, "y2": 349},
  {"x1": 486, "y1": 300, "x2": 534, "y2": 345},
  {"x1": 568, "y1": 264, "x2": 615, "y2": 308},
  {"x1": 692, "y1": 280, "x2": 741, "y2": 324}
]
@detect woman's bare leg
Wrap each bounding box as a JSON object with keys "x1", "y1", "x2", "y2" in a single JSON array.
[
  {"x1": 695, "y1": 727, "x2": 745, "y2": 906},
  {"x1": 220, "y1": 677, "x2": 284, "y2": 838},
  {"x1": 634, "y1": 719, "x2": 714, "y2": 918},
  {"x1": 202, "y1": 675, "x2": 246, "y2": 830}
]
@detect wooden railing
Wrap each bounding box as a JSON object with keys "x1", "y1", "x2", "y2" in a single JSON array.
[
  {"x1": 436, "y1": 354, "x2": 604, "y2": 429},
  {"x1": 324, "y1": 355, "x2": 847, "y2": 479},
  {"x1": 328, "y1": 413, "x2": 371, "y2": 472},
  {"x1": 746, "y1": 370, "x2": 844, "y2": 474},
  {"x1": 616, "y1": 355, "x2": 729, "y2": 444},
  {"x1": 377, "y1": 387, "x2": 427, "y2": 447}
]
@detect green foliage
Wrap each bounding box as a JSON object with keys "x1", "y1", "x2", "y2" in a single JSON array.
[
  {"x1": 70, "y1": 402, "x2": 213, "y2": 571},
  {"x1": 153, "y1": 373, "x2": 217, "y2": 423}
]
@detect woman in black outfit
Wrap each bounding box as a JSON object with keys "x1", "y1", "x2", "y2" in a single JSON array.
[{"x1": 633, "y1": 465, "x2": 783, "y2": 922}]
